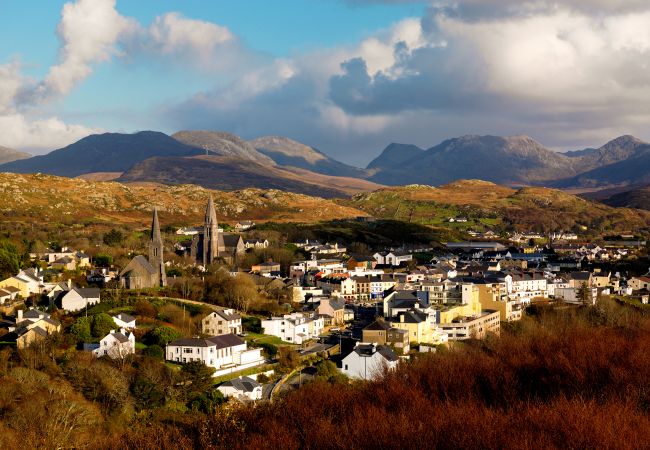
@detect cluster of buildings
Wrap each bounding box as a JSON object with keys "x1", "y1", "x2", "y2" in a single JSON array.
[{"x1": 29, "y1": 247, "x2": 91, "y2": 272}]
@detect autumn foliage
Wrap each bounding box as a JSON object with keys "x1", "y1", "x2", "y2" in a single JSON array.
[{"x1": 4, "y1": 299, "x2": 650, "y2": 449}]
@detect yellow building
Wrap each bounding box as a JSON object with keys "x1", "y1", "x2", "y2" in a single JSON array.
[
  {"x1": 475, "y1": 282, "x2": 522, "y2": 322},
  {"x1": 0, "y1": 277, "x2": 30, "y2": 298},
  {"x1": 389, "y1": 309, "x2": 430, "y2": 343},
  {"x1": 592, "y1": 272, "x2": 611, "y2": 288},
  {"x1": 16, "y1": 317, "x2": 61, "y2": 349}
]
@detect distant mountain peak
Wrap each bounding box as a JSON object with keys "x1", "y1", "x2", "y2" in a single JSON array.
[
  {"x1": 366, "y1": 143, "x2": 424, "y2": 170},
  {"x1": 172, "y1": 130, "x2": 273, "y2": 164},
  {"x1": 0, "y1": 145, "x2": 31, "y2": 165},
  {"x1": 251, "y1": 136, "x2": 327, "y2": 164},
  {"x1": 251, "y1": 135, "x2": 367, "y2": 178},
  {"x1": 601, "y1": 135, "x2": 645, "y2": 149}
]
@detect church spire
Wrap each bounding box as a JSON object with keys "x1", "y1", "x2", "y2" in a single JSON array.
[
  {"x1": 149, "y1": 207, "x2": 167, "y2": 287},
  {"x1": 151, "y1": 207, "x2": 162, "y2": 241},
  {"x1": 203, "y1": 195, "x2": 219, "y2": 265}
]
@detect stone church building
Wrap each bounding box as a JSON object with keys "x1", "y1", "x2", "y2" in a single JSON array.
[
  {"x1": 119, "y1": 208, "x2": 167, "y2": 289},
  {"x1": 191, "y1": 196, "x2": 245, "y2": 266}
]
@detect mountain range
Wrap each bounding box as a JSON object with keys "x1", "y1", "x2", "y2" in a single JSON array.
[
  {"x1": 365, "y1": 134, "x2": 650, "y2": 188},
  {"x1": 1, "y1": 130, "x2": 650, "y2": 197}
]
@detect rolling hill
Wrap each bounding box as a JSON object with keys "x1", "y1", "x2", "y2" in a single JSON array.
[
  {"x1": 344, "y1": 180, "x2": 650, "y2": 234},
  {"x1": 118, "y1": 154, "x2": 383, "y2": 198},
  {"x1": 0, "y1": 173, "x2": 367, "y2": 226},
  {"x1": 0, "y1": 131, "x2": 203, "y2": 177},
  {"x1": 591, "y1": 185, "x2": 650, "y2": 211},
  {"x1": 250, "y1": 136, "x2": 367, "y2": 178}
]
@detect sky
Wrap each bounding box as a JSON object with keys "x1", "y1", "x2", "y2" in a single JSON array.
[{"x1": 3, "y1": 0, "x2": 650, "y2": 166}]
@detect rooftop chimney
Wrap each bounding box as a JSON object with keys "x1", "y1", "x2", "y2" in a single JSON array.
[{"x1": 17, "y1": 309, "x2": 23, "y2": 321}]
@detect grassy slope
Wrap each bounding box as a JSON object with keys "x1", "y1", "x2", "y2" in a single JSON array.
[
  {"x1": 343, "y1": 180, "x2": 650, "y2": 234},
  {"x1": 0, "y1": 173, "x2": 367, "y2": 226}
]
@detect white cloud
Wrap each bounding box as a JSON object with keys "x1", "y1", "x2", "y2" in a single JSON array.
[
  {"x1": 0, "y1": 62, "x2": 23, "y2": 114},
  {"x1": 26, "y1": 0, "x2": 137, "y2": 103},
  {"x1": 163, "y1": 3, "x2": 650, "y2": 165},
  {"x1": 148, "y1": 12, "x2": 234, "y2": 58},
  {"x1": 1, "y1": 0, "x2": 243, "y2": 151},
  {"x1": 0, "y1": 113, "x2": 100, "y2": 151}
]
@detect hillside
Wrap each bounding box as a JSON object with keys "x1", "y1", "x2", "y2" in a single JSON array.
[
  {"x1": 0, "y1": 145, "x2": 30, "y2": 164},
  {"x1": 172, "y1": 130, "x2": 274, "y2": 164},
  {"x1": 594, "y1": 185, "x2": 650, "y2": 211},
  {"x1": 0, "y1": 131, "x2": 203, "y2": 177},
  {"x1": 344, "y1": 180, "x2": 650, "y2": 234},
  {"x1": 251, "y1": 136, "x2": 367, "y2": 178},
  {"x1": 0, "y1": 173, "x2": 367, "y2": 226},
  {"x1": 118, "y1": 155, "x2": 382, "y2": 198}
]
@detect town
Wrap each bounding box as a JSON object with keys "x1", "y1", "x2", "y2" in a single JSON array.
[{"x1": 1, "y1": 194, "x2": 648, "y2": 412}]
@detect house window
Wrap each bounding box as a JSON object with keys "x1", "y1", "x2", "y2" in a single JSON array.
[{"x1": 344, "y1": 364, "x2": 348, "y2": 370}]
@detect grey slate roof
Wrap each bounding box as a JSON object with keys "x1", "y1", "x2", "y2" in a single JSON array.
[
  {"x1": 122, "y1": 255, "x2": 156, "y2": 276},
  {"x1": 364, "y1": 319, "x2": 391, "y2": 331},
  {"x1": 396, "y1": 309, "x2": 428, "y2": 324},
  {"x1": 114, "y1": 313, "x2": 136, "y2": 323},
  {"x1": 221, "y1": 376, "x2": 261, "y2": 392},
  {"x1": 169, "y1": 333, "x2": 245, "y2": 349},
  {"x1": 74, "y1": 287, "x2": 101, "y2": 298}
]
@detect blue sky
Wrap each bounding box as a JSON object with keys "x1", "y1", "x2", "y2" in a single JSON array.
[{"x1": 2, "y1": 0, "x2": 650, "y2": 166}]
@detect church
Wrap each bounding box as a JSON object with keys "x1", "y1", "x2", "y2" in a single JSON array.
[
  {"x1": 119, "y1": 208, "x2": 167, "y2": 289},
  {"x1": 191, "y1": 196, "x2": 245, "y2": 266}
]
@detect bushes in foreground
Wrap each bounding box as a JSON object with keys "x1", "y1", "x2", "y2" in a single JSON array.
[{"x1": 100, "y1": 300, "x2": 650, "y2": 449}]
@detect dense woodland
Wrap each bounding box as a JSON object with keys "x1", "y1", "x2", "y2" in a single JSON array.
[{"x1": 0, "y1": 298, "x2": 648, "y2": 449}]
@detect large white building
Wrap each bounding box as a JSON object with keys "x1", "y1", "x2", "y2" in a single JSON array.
[
  {"x1": 504, "y1": 271, "x2": 548, "y2": 303},
  {"x1": 340, "y1": 343, "x2": 399, "y2": 380},
  {"x1": 165, "y1": 334, "x2": 264, "y2": 376},
  {"x1": 261, "y1": 313, "x2": 324, "y2": 345}
]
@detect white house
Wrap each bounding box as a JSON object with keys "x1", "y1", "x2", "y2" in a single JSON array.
[
  {"x1": 374, "y1": 252, "x2": 413, "y2": 267},
  {"x1": 165, "y1": 334, "x2": 264, "y2": 376},
  {"x1": 217, "y1": 376, "x2": 263, "y2": 401},
  {"x1": 261, "y1": 313, "x2": 324, "y2": 345},
  {"x1": 59, "y1": 288, "x2": 101, "y2": 312},
  {"x1": 112, "y1": 313, "x2": 136, "y2": 330},
  {"x1": 340, "y1": 343, "x2": 399, "y2": 380},
  {"x1": 93, "y1": 329, "x2": 135, "y2": 359},
  {"x1": 504, "y1": 271, "x2": 548, "y2": 303}
]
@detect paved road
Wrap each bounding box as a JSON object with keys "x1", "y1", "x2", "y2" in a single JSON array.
[
  {"x1": 262, "y1": 379, "x2": 279, "y2": 399},
  {"x1": 278, "y1": 367, "x2": 318, "y2": 393}
]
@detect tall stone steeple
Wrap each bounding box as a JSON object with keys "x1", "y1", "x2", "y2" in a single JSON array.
[
  {"x1": 203, "y1": 195, "x2": 219, "y2": 265},
  {"x1": 149, "y1": 207, "x2": 167, "y2": 287}
]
